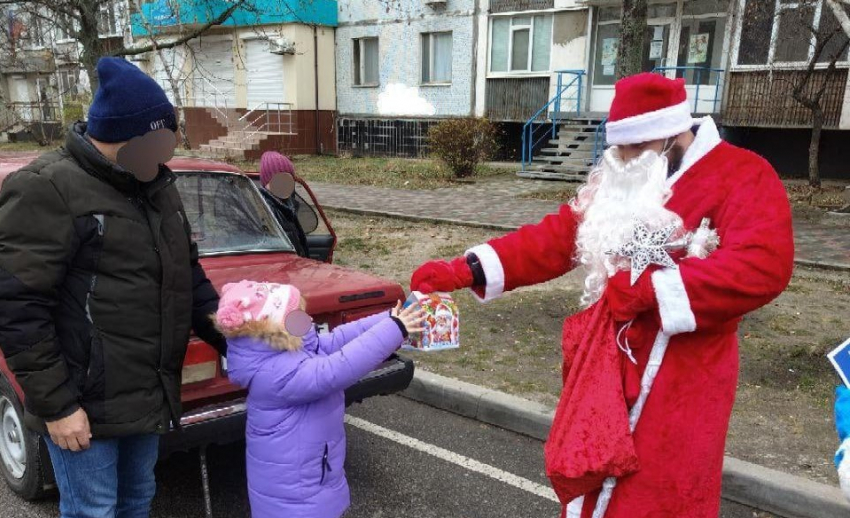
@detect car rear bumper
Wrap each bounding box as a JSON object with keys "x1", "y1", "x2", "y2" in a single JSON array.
[
  {"x1": 160, "y1": 399, "x2": 247, "y2": 456},
  {"x1": 160, "y1": 354, "x2": 414, "y2": 455},
  {"x1": 345, "y1": 354, "x2": 414, "y2": 406}
]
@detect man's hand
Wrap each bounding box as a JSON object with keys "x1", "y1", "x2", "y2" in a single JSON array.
[
  {"x1": 605, "y1": 270, "x2": 658, "y2": 322},
  {"x1": 410, "y1": 257, "x2": 473, "y2": 294},
  {"x1": 46, "y1": 408, "x2": 92, "y2": 452}
]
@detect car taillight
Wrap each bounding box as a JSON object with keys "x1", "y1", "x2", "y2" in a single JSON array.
[{"x1": 182, "y1": 339, "x2": 219, "y2": 385}]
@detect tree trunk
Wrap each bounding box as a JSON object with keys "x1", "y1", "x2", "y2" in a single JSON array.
[
  {"x1": 618, "y1": 0, "x2": 648, "y2": 79},
  {"x1": 77, "y1": 5, "x2": 105, "y2": 92},
  {"x1": 809, "y1": 106, "x2": 823, "y2": 188}
]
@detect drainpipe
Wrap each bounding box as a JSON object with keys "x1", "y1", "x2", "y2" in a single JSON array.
[
  {"x1": 470, "y1": 0, "x2": 480, "y2": 117},
  {"x1": 314, "y1": 24, "x2": 321, "y2": 155}
]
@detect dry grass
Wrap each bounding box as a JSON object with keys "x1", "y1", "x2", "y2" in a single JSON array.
[
  {"x1": 0, "y1": 141, "x2": 54, "y2": 152},
  {"x1": 226, "y1": 155, "x2": 512, "y2": 190},
  {"x1": 785, "y1": 183, "x2": 847, "y2": 210},
  {"x1": 330, "y1": 210, "x2": 850, "y2": 484}
]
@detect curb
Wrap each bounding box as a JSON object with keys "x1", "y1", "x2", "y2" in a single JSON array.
[
  {"x1": 794, "y1": 259, "x2": 850, "y2": 273},
  {"x1": 325, "y1": 205, "x2": 850, "y2": 273},
  {"x1": 323, "y1": 205, "x2": 520, "y2": 232},
  {"x1": 400, "y1": 370, "x2": 850, "y2": 518}
]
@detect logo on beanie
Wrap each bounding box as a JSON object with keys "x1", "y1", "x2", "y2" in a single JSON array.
[{"x1": 150, "y1": 119, "x2": 168, "y2": 130}]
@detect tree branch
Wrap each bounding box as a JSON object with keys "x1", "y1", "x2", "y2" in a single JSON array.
[
  {"x1": 827, "y1": 0, "x2": 850, "y2": 39},
  {"x1": 116, "y1": 0, "x2": 247, "y2": 57},
  {"x1": 0, "y1": 0, "x2": 80, "y2": 20}
]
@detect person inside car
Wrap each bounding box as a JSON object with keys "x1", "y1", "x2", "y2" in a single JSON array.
[
  {"x1": 258, "y1": 151, "x2": 310, "y2": 256},
  {"x1": 0, "y1": 57, "x2": 225, "y2": 518}
]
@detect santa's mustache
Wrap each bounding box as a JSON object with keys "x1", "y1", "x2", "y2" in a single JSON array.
[{"x1": 571, "y1": 148, "x2": 683, "y2": 306}]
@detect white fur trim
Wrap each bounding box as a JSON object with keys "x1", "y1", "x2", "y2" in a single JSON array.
[
  {"x1": 566, "y1": 497, "x2": 584, "y2": 518},
  {"x1": 606, "y1": 101, "x2": 693, "y2": 146},
  {"x1": 667, "y1": 116, "x2": 722, "y2": 187},
  {"x1": 466, "y1": 244, "x2": 505, "y2": 303},
  {"x1": 651, "y1": 268, "x2": 697, "y2": 336},
  {"x1": 839, "y1": 439, "x2": 850, "y2": 501}
]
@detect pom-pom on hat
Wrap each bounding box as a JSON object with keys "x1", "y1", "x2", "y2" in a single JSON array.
[{"x1": 605, "y1": 73, "x2": 693, "y2": 146}]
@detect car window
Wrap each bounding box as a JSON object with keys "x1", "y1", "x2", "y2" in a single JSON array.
[
  {"x1": 248, "y1": 176, "x2": 325, "y2": 235},
  {"x1": 292, "y1": 185, "x2": 322, "y2": 235},
  {"x1": 175, "y1": 172, "x2": 295, "y2": 256}
]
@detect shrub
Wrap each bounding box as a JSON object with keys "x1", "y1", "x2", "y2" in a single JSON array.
[
  {"x1": 62, "y1": 101, "x2": 86, "y2": 126},
  {"x1": 428, "y1": 117, "x2": 498, "y2": 178}
]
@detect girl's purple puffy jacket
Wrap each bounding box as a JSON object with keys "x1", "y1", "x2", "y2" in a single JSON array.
[{"x1": 226, "y1": 311, "x2": 404, "y2": 518}]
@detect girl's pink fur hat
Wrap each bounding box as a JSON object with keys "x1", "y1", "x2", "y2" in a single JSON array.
[{"x1": 216, "y1": 281, "x2": 301, "y2": 331}]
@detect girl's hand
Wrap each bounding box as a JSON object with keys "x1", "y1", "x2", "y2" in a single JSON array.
[
  {"x1": 391, "y1": 300, "x2": 402, "y2": 319},
  {"x1": 394, "y1": 301, "x2": 428, "y2": 335}
]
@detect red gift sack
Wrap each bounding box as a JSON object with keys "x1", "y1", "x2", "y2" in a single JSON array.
[{"x1": 544, "y1": 297, "x2": 641, "y2": 506}]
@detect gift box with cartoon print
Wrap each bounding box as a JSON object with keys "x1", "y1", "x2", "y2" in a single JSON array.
[{"x1": 402, "y1": 291, "x2": 459, "y2": 351}]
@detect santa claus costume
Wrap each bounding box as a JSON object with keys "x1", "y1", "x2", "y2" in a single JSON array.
[{"x1": 411, "y1": 73, "x2": 794, "y2": 518}]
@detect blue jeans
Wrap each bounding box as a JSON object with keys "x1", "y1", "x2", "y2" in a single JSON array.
[{"x1": 45, "y1": 434, "x2": 159, "y2": 518}]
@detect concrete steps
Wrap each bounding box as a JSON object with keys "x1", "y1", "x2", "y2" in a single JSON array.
[{"x1": 518, "y1": 117, "x2": 607, "y2": 181}]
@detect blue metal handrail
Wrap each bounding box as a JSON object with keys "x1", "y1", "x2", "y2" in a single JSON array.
[
  {"x1": 651, "y1": 66, "x2": 725, "y2": 114},
  {"x1": 521, "y1": 70, "x2": 586, "y2": 172},
  {"x1": 593, "y1": 117, "x2": 608, "y2": 165}
]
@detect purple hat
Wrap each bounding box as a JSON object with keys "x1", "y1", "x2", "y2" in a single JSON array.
[{"x1": 260, "y1": 151, "x2": 295, "y2": 186}]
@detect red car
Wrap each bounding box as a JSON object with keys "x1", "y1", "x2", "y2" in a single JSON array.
[{"x1": 0, "y1": 156, "x2": 413, "y2": 500}]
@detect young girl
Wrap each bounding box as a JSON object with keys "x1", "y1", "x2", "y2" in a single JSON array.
[{"x1": 214, "y1": 281, "x2": 425, "y2": 518}]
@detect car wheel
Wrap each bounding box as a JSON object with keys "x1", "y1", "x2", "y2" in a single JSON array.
[{"x1": 0, "y1": 375, "x2": 49, "y2": 500}]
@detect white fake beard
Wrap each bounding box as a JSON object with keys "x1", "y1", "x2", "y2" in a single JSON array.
[{"x1": 570, "y1": 148, "x2": 683, "y2": 306}]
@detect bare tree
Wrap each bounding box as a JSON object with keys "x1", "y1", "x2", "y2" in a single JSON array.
[
  {"x1": 0, "y1": 0, "x2": 250, "y2": 91},
  {"x1": 617, "y1": 0, "x2": 648, "y2": 79},
  {"x1": 754, "y1": 0, "x2": 850, "y2": 188},
  {"x1": 131, "y1": 0, "x2": 196, "y2": 149},
  {"x1": 794, "y1": 1, "x2": 850, "y2": 187}
]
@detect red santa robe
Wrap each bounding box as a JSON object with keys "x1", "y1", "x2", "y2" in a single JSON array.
[{"x1": 465, "y1": 118, "x2": 794, "y2": 518}]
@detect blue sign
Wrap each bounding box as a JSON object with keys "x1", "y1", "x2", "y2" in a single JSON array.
[
  {"x1": 132, "y1": 0, "x2": 338, "y2": 37},
  {"x1": 149, "y1": 2, "x2": 179, "y2": 26},
  {"x1": 828, "y1": 337, "x2": 850, "y2": 388}
]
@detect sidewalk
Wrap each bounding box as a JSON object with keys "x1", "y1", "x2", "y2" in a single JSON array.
[{"x1": 311, "y1": 178, "x2": 850, "y2": 271}]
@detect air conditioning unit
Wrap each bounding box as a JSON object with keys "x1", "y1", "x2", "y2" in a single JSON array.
[{"x1": 269, "y1": 37, "x2": 296, "y2": 55}]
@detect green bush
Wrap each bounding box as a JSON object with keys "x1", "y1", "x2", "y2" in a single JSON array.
[
  {"x1": 428, "y1": 117, "x2": 498, "y2": 178},
  {"x1": 62, "y1": 101, "x2": 86, "y2": 126}
]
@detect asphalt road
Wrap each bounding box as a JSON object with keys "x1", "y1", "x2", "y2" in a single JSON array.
[{"x1": 1, "y1": 395, "x2": 774, "y2": 518}]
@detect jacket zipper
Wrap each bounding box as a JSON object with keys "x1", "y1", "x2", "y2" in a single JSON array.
[
  {"x1": 85, "y1": 215, "x2": 105, "y2": 324},
  {"x1": 320, "y1": 443, "x2": 332, "y2": 484}
]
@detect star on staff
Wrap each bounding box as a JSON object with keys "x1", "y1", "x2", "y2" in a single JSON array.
[{"x1": 610, "y1": 221, "x2": 679, "y2": 285}]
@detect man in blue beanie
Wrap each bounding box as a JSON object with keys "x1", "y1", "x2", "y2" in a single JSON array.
[{"x1": 0, "y1": 57, "x2": 226, "y2": 517}]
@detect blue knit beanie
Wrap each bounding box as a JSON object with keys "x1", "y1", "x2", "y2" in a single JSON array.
[{"x1": 87, "y1": 57, "x2": 177, "y2": 143}]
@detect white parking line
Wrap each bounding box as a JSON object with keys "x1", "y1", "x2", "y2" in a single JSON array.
[{"x1": 344, "y1": 415, "x2": 560, "y2": 503}]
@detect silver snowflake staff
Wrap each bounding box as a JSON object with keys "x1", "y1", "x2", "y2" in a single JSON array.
[{"x1": 608, "y1": 221, "x2": 680, "y2": 286}]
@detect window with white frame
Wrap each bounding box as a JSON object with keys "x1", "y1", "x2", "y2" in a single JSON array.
[
  {"x1": 98, "y1": 2, "x2": 124, "y2": 37},
  {"x1": 353, "y1": 37, "x2": 379, "y2": 87},
  {"x1": 736, "y1": 0, "x2": 850, "y2": 67},
  {"x1": 23, "y1": 12, "x2": 47, "y2": 49},
  {"x1": 56, "y1": 13, "x2": 79, "y2": 42},
  {"x1": 489, "y1": 14, "x2": 552, "y2": 74},
  {"x1": 58, "y1": 68, "x2": 80, "y2": 100},
  {"x1": 421, "y1": 32, "x2": 453, "y2": 84}
]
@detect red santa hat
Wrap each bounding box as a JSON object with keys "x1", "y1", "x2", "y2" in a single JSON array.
[{"x1": 605, "y1": 73, "x2": 694, "y2": 146}]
